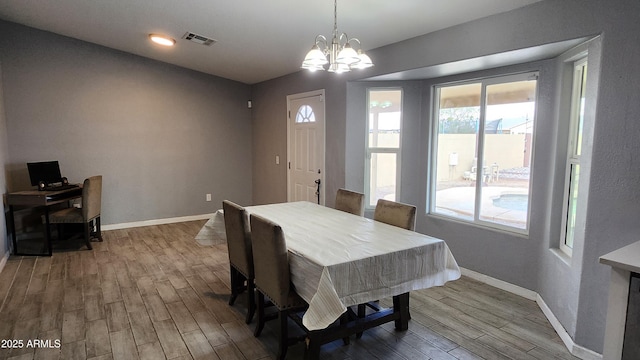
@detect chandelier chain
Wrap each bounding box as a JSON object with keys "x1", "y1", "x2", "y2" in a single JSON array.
[{"x1": 333, "y1": 0, "x2": 338, "y2": 38}]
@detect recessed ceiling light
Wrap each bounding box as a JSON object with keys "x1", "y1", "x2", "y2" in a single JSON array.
[{"x1": 149, "y1": 34, "x2": 176, "y2": 47}]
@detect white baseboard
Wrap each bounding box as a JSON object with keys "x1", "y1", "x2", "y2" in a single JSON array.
[
  {"x1": 102, "y1": 213, "x2": 215, "y2": 231},
  {"x1": 460, "y1": 267, "x2": 537, "y2": 301},
  {"x1": 459, "y1": 267, "x2": 602, "y2": 360},
  {"x1": 536, "y1": 295, "x2": 603, "y2": 360},
  {"x1": 0, "y1": 251, "x2": 9, "y2": 274}
]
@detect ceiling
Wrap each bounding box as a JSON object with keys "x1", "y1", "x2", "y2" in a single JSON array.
[{"x1": 0, "y1": 0, "x2": 541, "y2": 85}]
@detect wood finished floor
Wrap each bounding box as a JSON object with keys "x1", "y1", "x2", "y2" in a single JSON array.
[{"x1": 0, "y1": 220, "x2": 579, "y2": 360}]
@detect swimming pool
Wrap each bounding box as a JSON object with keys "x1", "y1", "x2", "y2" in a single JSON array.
[{"x1": 492, "y1": 193, "x2": 528, "y2": 211}]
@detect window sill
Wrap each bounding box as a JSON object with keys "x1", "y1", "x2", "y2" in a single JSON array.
[
  {"x1": 425, "y1": 212, "x2": 529, "y2": 239},
  {"x1": 550, "y1": 247, "x2": 572, "y2": 266}
]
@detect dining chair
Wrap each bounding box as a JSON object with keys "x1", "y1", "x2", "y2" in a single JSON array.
[
  {"x1": 222, "y1": 200, "x2": 256, "y2": 324},
  {"x1": 250, "y1": 213, "x2": 308, "y2": 360},
  {"x1": 334, "y1": 188, "x2": 365, "y2": 216},
  {"x1": 357, "y1": 198, "x2": 417, "y2": 337},
  {"x1": 49, "y1": 175, "x2": 102, "y2": 250},
  {"x1": 373, "y1": 199, "x2": 416, "y2": 231}
]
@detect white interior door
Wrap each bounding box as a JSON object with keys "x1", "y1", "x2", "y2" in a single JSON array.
[{"x1": 287, "y1": 90, "x2": 325, "y2": 204}]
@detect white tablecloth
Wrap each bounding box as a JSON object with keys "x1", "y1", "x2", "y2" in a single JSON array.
[
  {"x1": 245, "y1": 201, "x2": 461, "y2": 330},
  {"x1": 195, "y1": 209, "x2": 227, "y2": 246}
]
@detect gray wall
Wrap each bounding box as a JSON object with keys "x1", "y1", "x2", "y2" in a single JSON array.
[
  {"x1": 0, "y1": 21, "x2": 253, "y2": 228},
  {"x1": 251, "y1": 73, "x2": 347, "y2": 207},
  {"x1": 0, "y1": 62, "x2": 9, "y2": 260},
  {"x1": 251, "y1": 0, "x2": 640, "y2": 353}
]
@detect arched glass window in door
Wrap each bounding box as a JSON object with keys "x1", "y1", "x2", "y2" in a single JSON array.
[{"x1": 295, "y1": 104, "x2": 316, "y2": 123}]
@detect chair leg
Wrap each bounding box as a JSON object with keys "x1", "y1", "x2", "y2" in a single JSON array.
[
  {"x1": 83, "y1": 222, "x2": 92, "y2": 250},
  {"x1": 245, "y1": 277, "x2": 255, "y2": 324},
  {"x1": 254, "y1": 292, "x2": 266, "y2": 337},
  {"x1": 228, "y1": 267, "x2": 240, "y2": 306},
  {"x1": 277, "y1": 309, "x2": 289, "y2": 360},
  {"x1": 95, "y1": 216, "x2": 103, "y2": 241}
]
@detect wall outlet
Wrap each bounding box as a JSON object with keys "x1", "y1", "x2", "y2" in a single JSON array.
[{"x1": 206, "y1": 193, "x2": 212, "y2": 202}]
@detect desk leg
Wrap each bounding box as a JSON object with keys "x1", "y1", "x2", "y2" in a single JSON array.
[
  {"x1": 9, "y1": 205, "x2": 17, "y2": 255},
  {"x1": 44, "y1": 207, "x2": 52, "y2": 256},
  {"x1": 393, "y1": 292, "x2": 410, "y2": 331}
]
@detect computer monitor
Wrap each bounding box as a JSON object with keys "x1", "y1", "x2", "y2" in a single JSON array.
[{"x1": 27, "y1": 161, "x2": 63, "y2": 187}]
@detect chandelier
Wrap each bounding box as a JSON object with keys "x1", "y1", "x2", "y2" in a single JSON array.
[{"x1": 301, "y1": 0, "x2": 373, "y2": 73}]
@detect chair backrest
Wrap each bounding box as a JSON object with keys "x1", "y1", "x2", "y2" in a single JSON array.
[
  {"x1": 335, "y1": 188, "x2": 365, "y2": 216},
  {"x1": 223, "y1": 200, "x2": 253, "y2": 277},
  {"x1": 250, "y1": 214, "x2": 291, "y2": 307},
  {"x1": 82, "y1": 175, "x2": 102, "y2": 221},
  {"x1": 373, "y1": 199, "x2": 417, "y2": 231}
]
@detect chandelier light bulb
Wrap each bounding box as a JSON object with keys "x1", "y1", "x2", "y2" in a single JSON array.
[
  {"x1": 336, "y1": 44, "x2": 360, "y2": 65},
  {"x1": 301, "y1": 0, "x2": 373, "y2": 73},
  {"x1": 302, "y1": 44, "x2": 329, "y2": 70},
  {"x1": 351, "y1": 50, "x2": 374, "y2": 69}
]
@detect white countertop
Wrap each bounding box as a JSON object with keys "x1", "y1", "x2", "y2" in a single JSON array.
[{"x1": 599, "y1": 240, "x2": 640, "y2": 274}]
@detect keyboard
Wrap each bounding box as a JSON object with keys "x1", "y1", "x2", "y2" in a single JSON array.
[{"x1": 43, "y1": 184, "x2": 79, "y2": 191}]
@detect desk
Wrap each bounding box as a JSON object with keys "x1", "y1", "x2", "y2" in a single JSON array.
[
  {"x1": 245, "y1": 201, "x2": 460, "y2": 357},
  {"x1": 7, "y1": 186, "x2": 82, "y2": 256}
]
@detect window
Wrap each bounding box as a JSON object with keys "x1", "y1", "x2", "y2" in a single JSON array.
[
  {"x1": 431, "y1": 73, "x2": 538, "y2": 232},
  {"x1": 295, "y1": 104, "x2": 316, "y2": 123},
  {"x1": 560, "y1": 58, "x2": 587, "y2": 255},
  {"x1": 366, "y1": 89, "x2": 402, "y2": 207}
]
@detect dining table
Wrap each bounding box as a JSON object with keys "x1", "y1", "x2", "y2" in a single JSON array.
[{"x1": 242, "y1": 201, "x2": 461, "y2": 358}]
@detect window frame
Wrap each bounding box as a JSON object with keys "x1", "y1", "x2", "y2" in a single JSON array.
[
  {"x1": 559, "y1": 57, "x2": 588, "y2": 256},
  {"x1": 365, "y1": 87, "x2": 403, "y2": 209},
  {"x1": 429, "y1": 72, "x2": 539, "y2": 234}
]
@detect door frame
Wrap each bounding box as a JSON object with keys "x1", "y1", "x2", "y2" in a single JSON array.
[{"x1": 286, "y1": 89, "x2": 326, "y2": 205}]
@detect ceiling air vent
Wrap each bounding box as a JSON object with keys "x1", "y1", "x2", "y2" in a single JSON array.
[{"x1": 182, "y1": 32, "x2": 217, "y2": 46}]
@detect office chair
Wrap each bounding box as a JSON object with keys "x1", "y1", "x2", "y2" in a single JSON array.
[{"x1": 49, "y1": 175, "x2": 103, "y2": 250}]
